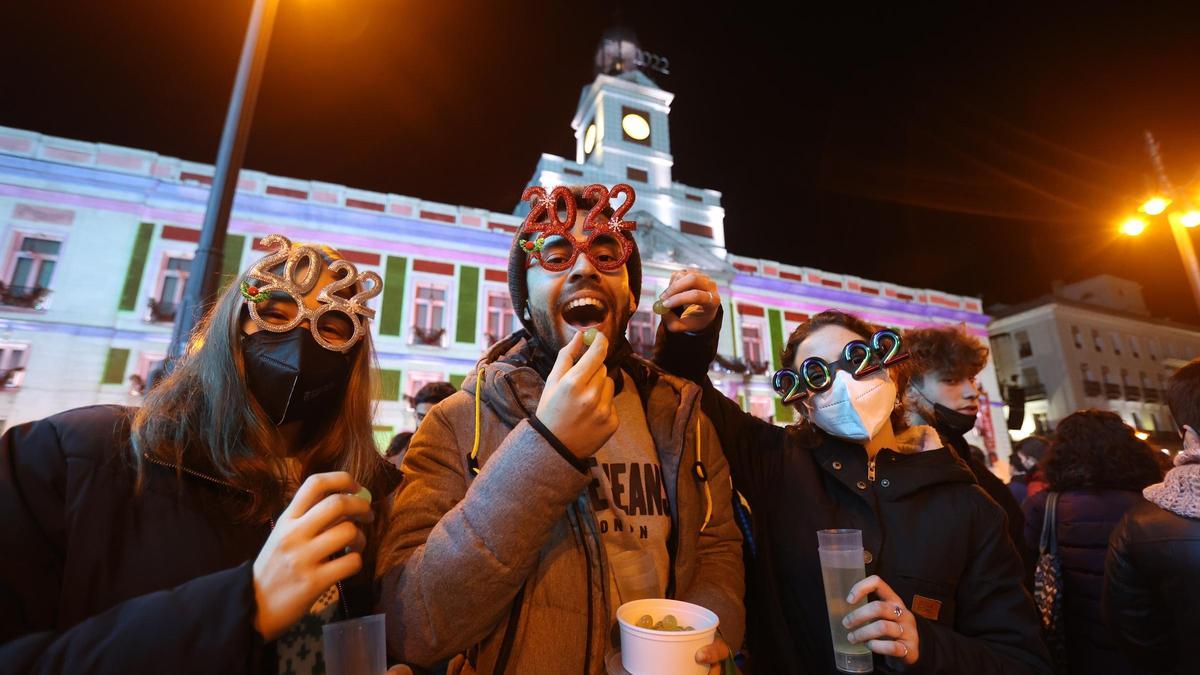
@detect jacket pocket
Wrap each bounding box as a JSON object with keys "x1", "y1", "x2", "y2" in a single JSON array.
[{"x1": 895, "y1": 574, "x2": 956, "y2": 626}]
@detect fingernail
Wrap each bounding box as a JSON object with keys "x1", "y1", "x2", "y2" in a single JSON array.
[
  {"x1": 841, "y1": 617, "x2": 849, "y2": 628},
  {"x1": 847, "y1": 633, "x2": 856, "y2": 644},
  {"x1": 846, "y1": 593, "x2": 854, "y2": 602}
]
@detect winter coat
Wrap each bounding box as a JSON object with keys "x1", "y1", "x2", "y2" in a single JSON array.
[
  {"x1": 0, "y1": 404, "x2": 401, "y2": 675},
  {"x1": 1103, "y1": 464, "x2": 1200, "y2": 674},
  {"x1": 374, "y1": 334, "x2": 744, "y2": 674},
  {"x1": 655, "y1": 323, "x2": 1050, "y2": 675},
  {"x1": 1022, "y1": 488, "x2": 1143, "y2": 675},
  {"x1": 943, "y1": 433, "x2": 1033, "y2": 588}
]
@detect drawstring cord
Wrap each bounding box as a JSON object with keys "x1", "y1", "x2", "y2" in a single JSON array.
[
  {"x1": 468, "y1": 366, "x2": 484, "y2": 475},
  {"x1": 695, "y1": 417, "x2": 712, "y2": 532}
]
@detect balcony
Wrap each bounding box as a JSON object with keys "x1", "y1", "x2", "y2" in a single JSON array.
[
  {"x1": 1123, "y1": 386, "x2": 1141, "y2": 401},
  {"x1": 147, "y1": 298, "x2": 178, "y2": 323},
  {"x1": 1105, "y1": 383, "x2": 1121, "y2": 400},
  {"x1": 1024, "y1": 383, "x2": 1047, "y2": 400},
  {"x1": 1083, "y1": 380, "x2": 1102, "y2": 397},
  {"x1": 0, "y1": 284, "x2": 51, "y2": 310},
  {"x1": 411, "y1": 325, "x2": 446, "y2": 347}
]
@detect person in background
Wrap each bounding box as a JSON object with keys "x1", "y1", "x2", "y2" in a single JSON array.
[
  {"x1": 1021, "y1": 410, "x2": 1162, "y2": 675},
  {"x1": 386, "y1": 431, "x2": 414, "y2": 469},
  {"x1": 409, "y1": 382, "x2": 457, "y2": 426},
  {"x1": 654, "y1": 274, "x2": 1050, "y2": 674},
  {"x1": 0, "y1": 235, "x2": 404, "y2": 674},
  {"x1": 1008, "y1": 435, "x2": 1049, "y2": 505},
  {"x1": 1104, "y1": 357, "x2": 1200, "y2": 674},
  {"x1": 896, "y1": 326, "x2": 1029, "y2": 583}
]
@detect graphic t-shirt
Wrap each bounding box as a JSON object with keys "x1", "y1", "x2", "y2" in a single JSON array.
[{"x1": 584, "y1": 371, "x2": 672, "y2": 616}]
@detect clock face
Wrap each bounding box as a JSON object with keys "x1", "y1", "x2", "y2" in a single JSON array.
[
  {"x1": 621, "y1": 113, "x2": 651, "y2": 142},
  {"x1": 584, "y1": 123, "x2": 597, "y2": 155}
]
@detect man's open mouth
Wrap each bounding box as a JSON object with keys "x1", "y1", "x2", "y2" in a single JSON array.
[{"x1": 560, "y1": 295, "x2": 609, "y2": 330}]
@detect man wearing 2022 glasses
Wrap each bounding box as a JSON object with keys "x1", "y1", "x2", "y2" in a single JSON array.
[
  {"x1": 375, "y1": 185, "x2": 744, "y2": 674},
  {"x1": 652, "y1": 273, "x2": 1049, "y2": 675}
]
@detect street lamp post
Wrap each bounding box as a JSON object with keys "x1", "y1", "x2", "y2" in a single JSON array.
[
  {"x1": 1118, "y1": 131, "x2": 1200, "y2": 317},
  {"x1": 1144, "y1": 131, "x2": 1200, "y2": 316},
  {"x1": 166, "y1": 0, "x2": 281, "y2": 362}
]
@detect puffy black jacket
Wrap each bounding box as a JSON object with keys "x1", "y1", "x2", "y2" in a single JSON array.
[
  {"x1": 0, "y1": 405, "x2": 401, "y2": 674},
  {"x1": 1023, "y1": 488, "x2": 1143, "y2": 675},
  {"x1": 656, "y1": 321, "x2": 1050, "y2": 675},
  {"x1": 1104, "y1": 499, "x2": 1200, "y2": 674}
]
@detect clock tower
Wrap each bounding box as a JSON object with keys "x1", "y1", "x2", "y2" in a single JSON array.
[
  {"x1": 524, "y1": 24, "x2": 727, "y2": 252},
  {"x1": 573, "y1": 25, "x2": 674, "y2": 189}
]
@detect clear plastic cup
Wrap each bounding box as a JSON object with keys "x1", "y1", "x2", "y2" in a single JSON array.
[
  {"x1": 818, "y1": 529, "x2": 873, "y2": 673},
  {"x1": 322, "y1": 613, "x2": 386, "y2": 675}
]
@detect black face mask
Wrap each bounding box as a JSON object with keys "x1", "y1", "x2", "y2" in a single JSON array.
[
  {"x1": 932, "y1": 402, "x2": 978, "y2": 436},
  {"x1": 242, "y1": 328, "x2": 352, "y2": 426}
]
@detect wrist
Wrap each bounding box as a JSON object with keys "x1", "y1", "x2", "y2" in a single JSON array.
[{"x1": 529, "y1": 415, "x2": 589, "y2": 473}]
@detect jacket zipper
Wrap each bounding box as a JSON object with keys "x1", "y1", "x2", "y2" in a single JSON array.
[{"x1": 144, "y1": 453, "x2": 352, "y2": 619}]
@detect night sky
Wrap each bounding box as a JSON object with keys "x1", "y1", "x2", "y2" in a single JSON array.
[{"x1": 5, "y1": 1, "x2": 1200, "y2": 322}]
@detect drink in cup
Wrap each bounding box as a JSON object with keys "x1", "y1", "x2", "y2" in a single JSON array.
[
  {"x1": 818, "y1": 529, "x2": 873, "y2": 673},
  {"x1": 322, "y1": 613, "x2": 386, "y2": 675}
]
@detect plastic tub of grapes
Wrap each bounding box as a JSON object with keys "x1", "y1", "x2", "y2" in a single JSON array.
[{"x1": 615, "y1": 598, "x2": 719, "y2": 675}]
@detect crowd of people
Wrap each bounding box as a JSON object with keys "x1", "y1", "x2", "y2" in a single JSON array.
[{"x1": 0, "y1": 182, "x2": 1196, "y2": 674}]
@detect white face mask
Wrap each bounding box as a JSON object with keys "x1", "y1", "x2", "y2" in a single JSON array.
[{"x1": 805, "y1": 370, "x2": 897, "y2": 442}]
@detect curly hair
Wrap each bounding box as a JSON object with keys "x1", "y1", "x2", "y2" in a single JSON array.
[
  {"x1": 894, "y1": 325, "x2": 989, "y2": 395},
  {"x1": 1167, "y1": 357, "x2": 1200, "y2": 431},
  {"x1": 1041, "y1": 409, "x2": 1163, "y2": 492}
]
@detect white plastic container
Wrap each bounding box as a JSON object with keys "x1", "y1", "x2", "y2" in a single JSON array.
[{"x1": 616, "y1": 598, "x2": 719, "y2": 675}]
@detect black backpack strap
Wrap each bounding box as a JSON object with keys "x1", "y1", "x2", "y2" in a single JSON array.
[
  {"x1": 1039, "y1": 491, "x2": 1059, "y2": 556},
  {"x1": 492, "y1": 583, "x2": 527, "y2": 674}
]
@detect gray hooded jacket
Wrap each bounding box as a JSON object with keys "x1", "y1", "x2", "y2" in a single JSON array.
[{"x1": 375, "y1": 334, "x2": 745, "y2": 674}]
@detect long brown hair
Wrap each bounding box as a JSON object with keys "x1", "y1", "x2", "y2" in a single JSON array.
[
  {"x1": 780, "y1": 309, "x2": 906, "y2": 446},
  {"x1": 131, "y1": 248, "x2": 382, "y2": 523}
]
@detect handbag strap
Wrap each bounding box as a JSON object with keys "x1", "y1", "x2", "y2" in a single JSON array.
[{"x1": 1038, "y1": 491, "x2": 1059, "y2": 556}]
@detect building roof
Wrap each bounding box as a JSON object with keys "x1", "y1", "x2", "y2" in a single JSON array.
[{"x1": 990, "y1": 293, "x2": 1200, "y2": 333}]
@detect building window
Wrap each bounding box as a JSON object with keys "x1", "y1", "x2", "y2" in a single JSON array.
[
  {"x1": 1033, "y1": 413, "x2": 1050, "y2": 435},
  {"x1": 1092, "y1": 329, "x2": 1103, "y2": 352},
  {"x1": 1130, "y1": 336, "x2": 1141, "y2": 359},
  {"x1": 1015, "y1": 331, "x2": 1032, "y2": 358},
  {"x1": 0, "y1": 343, "x2": 29, "y2": 388},
  {"x1": 149, "y1": 255, "x2": 191, "y2": 323},
  {"x1": 749, "y1": 395, "x2": 773, "y2": 422},
  {"x1": 405, "y1": 371, "x2": 447, "y2": 412},
  {"x1": 2, "y1": 234, "x2": 61, "y2": 309},
  {"x1": 1071, "y1": 326, "x2": 1083, "y2": 349},
  {"x1": 1148, "y1": 339, "x2": 1159, "y2": 361},
  {"x1": 412, "y1": 283, "x2": 447, "y2": 346},
  {"x1": 1132, "y1": 412, "x2": 1144, "y2": 431},
  {"x1": 628, "y1": 309, "x2": 655, "y2": 359},
  {"x1": 1111, "y1": 333, "x2": 1123, "y2": 355},
  {"x1": 484, "y1": 291, "x2": 515, "y2": 346},
  {"x1": 1140, "y1": 371, "x2": 1159, "y2": 403},
  {"x1": 742, "y1": 323, "x2": 767, "y2": 373},
  {"x1": 129, "y1": 353, "x2": 165, "y2": 396},
  {"x1": 1081, "y1": 363, "x2": 1100, "y2": 397},
  {"x1": 1022, "y1": 366, "x2": 1045, "y2": 399},
  {"x1": 1121, "y1": 368, "x2": 1139, "y2": 400},
  {"x1": 1102, "y1": 366, "x2": 1120, "y2": 399}
]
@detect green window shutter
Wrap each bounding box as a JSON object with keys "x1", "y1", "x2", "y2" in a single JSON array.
[
  {"x1": 774, "y1": 398, "x2": 795, "y2": 424},
  {"x1": 379, "y1": 369, "x2": 402, "y2": 401},
  {"x1": 118, "y1": 223, "x2": 154, "y2": 311},
  {"x1": 379, "y1": 256, "x2": 408, "y2": 336},
  {"x1": 218, "y1": 234, "x2": 246, "y2": 293},
  {"x1": 448, "y1": 374, "x2": 465, "y2": 390},
  {"x1": 455, "y1": 266, "x2": 479, "y2": 343},
  {"x1": 373, "y1": 425, "x2": 394, "y2": 454},
  {"x1": 767, "y1": 309, "x2": 786, "y2": 371},
  {"x1": 101, "y1": 348, "x2": 130, "y2": 385}
]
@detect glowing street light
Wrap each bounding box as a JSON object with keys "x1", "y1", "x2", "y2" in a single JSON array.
[
  {"x1": 1140, "y1": 196, "x2": 1171, "y2": 215},
  {"x1": 1181, "y1": 211, "x2": 1200, "y2": 228},
  {"x1": 1134, "y1": 430, "x2": 1150, "y2": 441},
  {"x1": 1119, "y1": 217, "x2": 1147, "y2": 237}
]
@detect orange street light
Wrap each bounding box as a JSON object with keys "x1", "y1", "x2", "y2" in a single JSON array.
[
  {"x1": 1140, "y1": 196, "x2": 1172, "y2": 215},
  {"x1": 1181, "y1": 211, "x2": 1200, "y2": 228},
  {"x1": 1119, "y1": 217, "x2": 1147, "y2": 237}
]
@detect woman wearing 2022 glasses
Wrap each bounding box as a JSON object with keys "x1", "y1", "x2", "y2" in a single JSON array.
[{"x1": 652, "y1": 276, "x2": 1049, "y2": 675}]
